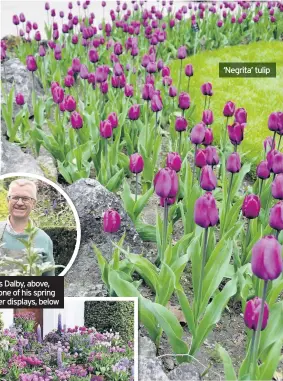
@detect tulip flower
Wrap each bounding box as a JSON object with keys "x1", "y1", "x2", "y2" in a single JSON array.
[
  {"x1": 203, "y1": 128, "x2": 214, "y2": 146},
  {"x1": 205, "y1": 146, "x2": 219, "y2": 166},
  {"x1": 272, "y1": 174, "x2": 283, "y2": 200},
  {"x1": 263, "y1": 136, "x2": 275, "y2": 153},
  {"x1": 223, "y1": 101, "x2": 235, "y2": 117},
  {"x1": 169, "y1": 86, "x2": 177, "y2": 98},
  {"x1": 178, "y1": 92, "x2": 190, "y2": 112},
  {"x1": 128, "y1": 104, "x2": 140, "y2": 121},
  {"x1": 242, "y1": 194, "x2": 261, "y2": 219},
  {"x1": 257, "y1": 160, "x2": 270, "y2": 197},
  {"x1": 64, "y1": 95, "x2": 76, "y2": 112},
  {"x1": 89, "y1": 49, "x2": 99, "y2": 63},
  {"x1": 125, "y1": 84, "x2": 134, "y2": 98},
  {"x1": 130, "y1": 153, "x2": 144, "y2": 201},
  {"x1": 201, "y1": 82, "x2": 213, "y2": 110},
  {"x1": 15, "y1": 93, "x2": 25, "y2": 106},
  {"x1": 267, "y1": 150, "x2": 283, "y2": 174},
  {"x1": 269, "y1": 201, "x2": 283, "y2": 233},
  {"x1": 200, "y1": 166, "x2": 217, "y2": 191},
  {"x1": 244, "y1": 297, "x2": 269, "y2": 331},
  {"x1": 154, "y1": 167, "x2": 178, "y2": 262},
  {"x1": 39, "y1": 45, "x2": 46, "y2": 57},
  {"x1": 226, "y1": 152, "x2": 241, "y2": 173},
  {"x1": 72, "y1": 58, "x2": 81, "y2": 73},
  {"x1": 103, "y1": 209, "x2": 121, "y2": 233},
  {"x1": 202, "y1": 110, "x2": 214, "y2": 126},
  {"x1": 70, "y1": 111, "x2": 83, "y2": 129},
  {"x1": 228, "y1": 122, "x2": 245, "y2": 147},
  {"x1": 185, "y1": 64, "x2": 193, "y2": 91},
  {"x1": 195, "y1": 149, "x2": 207, "y2": 169},
  {"x1": 64, "y1": 74, "x2": 75, "y2": 88},
  {"x1": 108, "y1": 112, "x2": 118, "y2": 129},
  {"x1": 190, "y1": 123, "x2": 205, "y2": 145},
  {"x1": 100, "y1": 119, "x2": 113, "y2": 139},
  {"x1": 52, "y1": 86, "x2": 64, "y2": 104},
  {"x1": 194, "y1": 192, "x2": 219, "y2": 315},
  {"x1": 166, "y1": 152, "x2": 182, "y2": 172},
  {"x1": 235, "y1": 107, "x2": 247, "y2": 124}
]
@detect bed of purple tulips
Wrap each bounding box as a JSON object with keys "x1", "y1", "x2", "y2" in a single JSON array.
[
  {"x1": 1, "y1": 0, "x2": 283, "y2": 379},
  {"x1": 0, "y1": 313, "x2": 134, "y2": 381}
]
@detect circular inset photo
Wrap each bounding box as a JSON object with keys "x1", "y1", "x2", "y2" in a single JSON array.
[{"x1": 0, "y1": 173, "x2": 80, "y2": 276}]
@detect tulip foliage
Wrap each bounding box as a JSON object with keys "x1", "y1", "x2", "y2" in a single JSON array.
[{"x1": 2, "y1": 1, "x2": 283, "y2": 379}]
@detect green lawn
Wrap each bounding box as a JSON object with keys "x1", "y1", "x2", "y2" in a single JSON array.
[{"x1": 170, "y1": 41, "x2": 283, "y2": 163}]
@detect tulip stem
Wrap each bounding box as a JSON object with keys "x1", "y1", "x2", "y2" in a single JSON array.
[
  {"x1": 278, "y1": 135, "x2": 282, "y2": 151},
  {"x1": 247, "y1": 331, "x2": 256, "y2": 377},
  {"x1": 271, "y1": 131, "x2": 276, "y2": 151},
  {"x1": 135, "y1": 173, "x2": 138, "y2": 202},
  {"x1": 242, "y1": 219, "x2": 251, "y2": 265},
  {"x1": 250, "y1": 280, "x2": 268, "y2": 380},
  {"x1": 161, "y1": 199, "x2": 169, "y2": 263},
  {"x1": 178, "y1": 59, "x2": 183, "y2": 94},
  {"x1": 223, "y1": 116, "x2": 229, "y2": 153},
  {"x1": 275, "y1": 230, "x2": 280, "y2": 240},
  {"x1": 192, "y1": 144, "x2": 197, "y2": 187},
  {"x1": 259, "y1": 179, "x2": 264, "y2": 198},
  {"x1": 195, "y1": 227, "x2": 209, "y2": 320},
  {"x1": 187, "y1": 77, "x2": 190, "y2": 93},
  {"x1": 222, "y1": 173, "x2": 234, "y2": 233},
  {"x1": 155, "y1": 112, "x2": 158, "y2": 139},
  {"x1": 178, "y1": 132, "x2": 182, "y2": 154},
  {"x1": 32, "y1": 72, "x2": 35, "y2": 94},
  {"x1": 203, "y1": 96, "x2": 207, "y2": 112}
]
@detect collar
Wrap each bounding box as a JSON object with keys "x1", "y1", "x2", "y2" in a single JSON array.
[{"x1": 6, "y1": 216, "x2": 33, "y2": 235}]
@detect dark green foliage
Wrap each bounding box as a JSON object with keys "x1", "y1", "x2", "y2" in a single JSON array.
[
  {"x1": 44, "y1": 228, "x2": 77, "y2": 275},
  {"x1": 84, "y1": 301, "x2": 135, "y2": 342}
]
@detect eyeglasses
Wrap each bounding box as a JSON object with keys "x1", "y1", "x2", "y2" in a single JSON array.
[{"x1": 8, "y1": 196, "x2": 35, "y2": 204}]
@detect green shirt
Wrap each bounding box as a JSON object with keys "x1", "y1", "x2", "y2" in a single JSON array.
[{"x1": 0, "y1": 221, "x2": 55, "y2": 276}]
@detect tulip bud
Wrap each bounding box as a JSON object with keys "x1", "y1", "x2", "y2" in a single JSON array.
[
  {"x1": 26, "y1": 55, "x2": 37, "y2": 71},
  {"x1": 13, "y1": 15, "x2": 20, "y2": 25},
  {"x1": 80, "y1": 64, "x2": 89, "y2": 79},
  {"x1": 205, "y1": 146, "x2": 219, "y2": 166},
  {"x1": 15, "y1": 93, "x2": 25, "y2": 106},
  {"x1": 169, "y1": 86, "x2": 177, "y2": 98},
  {"x1": 100, "y1": 82, "x2": 108, "y2": 94},
  {"x1": 242, "y1": 194, "x2": 261, "y2": 219},
  {"x1": 185, "y1": 64, "x2": 193, "y2": 77},
  {"x1": 175, "y1": 116, "x2": 187, "y2": 132},
  {"x1": 177, "y1": 45, "x2": 187, "y2": 59},
  {"x1": 129, "y1": 153, "x2": 144, "y2": 174},
  {"x1": 161, "y1": 66, "x2": 170, "y2": 77},
  {"x1": 269, "y1": 201, "x2": 283, "y2": 231},
  {"x1": 178, "y1": 92, "x2": 190, "y2": 110},
  {"x1": 264, "y1": 136, "x2": 275, "y2": 152},
  {"x1": 128, "y1": 104, "x2": 140, "y2": 120},
  {"x1": 228, "y1": 122, "x2": 245, "y2": 145},
  {"x1": 70, "y1": 111, "x2": 83, "y2": 129},
  {"x1": 166, "y1": 152, "x2": 182, "y2": 172},
  {"x1": 268, "y1": 112, "x2": 280, "y2": 132},
  {"x1": 190, "y1": 123, "x2": 205, "y2": 145},
  {"x1": 64, "y1": 95, "x2": 76, "y2": 112},
  {"x1": 154, "y1": 167, "x2": 178, "y2": 198},
  {"x1": 251, "y1": 235, "x2": 283, "y2": 280},
  {"x1": 201, "y1": 82, "x2": 212, "y2": 96},
  {"x1": 203, "y1": 128, "x2": 213, "y2": 146},
  {"x1": 226, "y1": 152, "x2": 241, "y2": 173},
  {"x1": 103, "y1": 209, "x2": 121, "y2": 233},
  {"x1": 100, "y1": 119, "x2": 113, "y2": 139},
  {"x1": 202, "y1": 109, "x2": 214, "y2": 126},
  {"x1": 64, "y1": 74, "x2": 75, "y2": 88},
  {"x1": 160, "y1": 197, "x2": 176, "y2": 207},
  {"x1": 89, "y1": 49, "x2": 99, "y2": 63},
  {"x1": 272, "y1": 174, "x2": 283, "y2": 200},
  {"x1": 52, "y1": 86, "x2": 64, "y2": 104},
  {"x1": 194, "y1": 192, "x2": 219, "y2": 228},
  {"x1": 200, "y1": 166, "x2": 217, "y2": 191},
  {"x1": 257, "y1": 160, "x2": 270, "y2": 180},
  {"x1": 244, "y1": 298, "x2": 269, "y2": 331},
  {"x1": 223, "y1": 101, "x2": 235, "y2": 117},
  {"x1": 195, "y1": 149, "x2": 207, "y2": 168},
  {"x1": 151, "y1": 93, "x2": 163, "y2": 112},
  {"x1": 124, "y1": 84, "x2": 134, "y2": 98},
  {"x1": 235, "y1": 107, "x2": 247, "y2": 124},
  {"x1": 39, "y1": 45, "x2": 46, "y2": 57},
  {"x1": 72, "y1": 58, "x2": 81, "y2": 73},
  {"x1": 267, "y1": 150, "x2": 283, "y2": 174},
  {"x1": 108, "y1": 112, "x2": 118, "y2": 129}
]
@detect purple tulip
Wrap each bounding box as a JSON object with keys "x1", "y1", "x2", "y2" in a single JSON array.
[
  {"x1": 125, "y1": 84, "x2": 134, "y2": 98},
  {"x1": 202, "y1": 110, "x2": 214, "y2": 126},
  {"x1": 70, "y1": 111, "x2": 83, "y2": 129},
  {"x1": 177, "y1": 45, "x2": 187, "y2": 60},
  {"x1": 166, "y1": 152, "x2": 182, "y2": 172},
  {"x1": 267, "y1": 150, "x2": 283, "y2": 174},
  {"x1": 244, "y1": 298, "x2": 269, "y2": 331},
  {"x1": 154, "y1": 167, "x2": 178, "y2": 198},
  {"x1": 242, "y1": 194, "x2": 261, "y2": 219},
  {"x1": 185, "y1": 64, "x2": 193, "y2": 77},
  {"x1": 100, "y1": 119, "x2": 113, "y2": 139},
  {"x1": 200, "y1": 166, "x2": 217, "y2": 191},
  {"x1": 80, "y1": 64, "x2": 89, "y2": 79},
  {"x1": 272, "y1": 174, "x2": 283, "y2": 200},
  {"x1": 268, "y1": 112, "x2": 281, "y2": 132},
  {"x1": 13, "y1": 15, "x2": 20, "y2": 25},
  {"x1": 129, "y1": 153, "x2": 144, "y2": 174},
  {"x1": 223, "y1": 101, "x2": 235, "y2": 117},
  {"x1": 64, "y1": 95, "x2": 76, "y2": 112},
  {"x1": 270, "y1": 201, "x2": 283, "y2": 231},
  {"x1": 169, "y1": 86, "x2": 177, "y2": 98},
  {"x1": 95, "y1": 65, "x2": 109, "y2": 83},
  {"x1": 175, "y1": 116, "x2": 187, "y2": 132},
  {"x1": 226, "y1": 152, "x2": 241, "y2": 173},
  {"x1": 195, "y1": 149, "x2": 207, "y2": 168},
  {"x1": 114, "y1": 42, "x2": 123, "y2": 55},
  {"x1": 103, "y1": 209, "x2": 121, "y2": 233},
  {"x1": 64, "y1": 74, "x2": 75, "y2": 88},
  {"x1": 194, "y1": 192, "x2": 219, "y2": 228},
  {"x1": 203, "y1": 128, "x2": 214, "y2": 146},
  {"x1": 162, "y1": 66, "x2": 170, "y2": 77},
  {"x1": 26, "y1": 55, "x2": 37, "y2": 71},
  {"x1": 52, "y1": 86, "x2": 64, "y2": 104},
  {"x1": 252, "y1": 235, "x2": 283, "y2": 280},
  {"x1": 264, "y1": 136, "x2": 276, "y2": 152},
  {"x1": 128, "y1": 104, "x2": 140, "y2": 120},
  {"x1": 142, "y1": 83, "x2": 154, "y2": 101},
  {"x1": 100, "y1": 82, "x2": 108, "y2": 94},
  {"x1": 190, "y1": 123, "x2": 205, "y2": 144},
  {"x1": 178, "y1": 92, "x2": 190, "y2": 110},
  {"x1": 205, "y1": 146, "x2": 219, "y2": 166},
  {"x1": 72, "y1": 58, "x2": 81, "y2": 73},
  {"x1": 15, "y1": 93, "x2": 25, "y2": 106},
  {"x1": 151, "y1": 92, "x2": 163, "y2": 112},
  {"x1": 201, "y1": 82, "x2": 213, "y2": 96},
  {"x1": 257, "y1": 160, "x2": 270, "y2": 179},
  {"x1": 108, "y1": 112, "x2": 118, "y2": 129},
  {"x1": 235, "y1": 108, "x2": 247, "y2": 124},
  {"x1": 228, "y1": 122, "x2": 245, "y2": 145},
  {"x1": 72, "y1": 35, "x2": 79, "y2": 44}
]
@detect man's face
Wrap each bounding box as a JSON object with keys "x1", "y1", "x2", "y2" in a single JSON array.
[{"x1": 8, "y1": 185, "x2": 36, "y2": 220}]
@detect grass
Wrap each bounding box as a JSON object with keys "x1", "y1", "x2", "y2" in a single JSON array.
[{"x1": 170, "y1": 41, "x2": 283, "y2": 164}]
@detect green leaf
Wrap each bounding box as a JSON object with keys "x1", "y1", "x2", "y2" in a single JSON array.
[
  {"x1": 217, "y1": 345, "x2": 237, "y2": 381},
  {"x1": 106, "y1": 168, "x2": 124, "y2": 192},
  {"x1": 135, "y1": 220, "x2": 156, "y2": 242},
  {"x1": 93, "y1": 244, "x2": 109, "y2": 290},
  {"x1": 156, "y1": 263, "x2": 175, "y2": 306},
  {"x1": 121, "y1": 180, "x2": 135, "y2": 221},
  {"x1": 133, "y1": 187, "x2": 154, "y2": 219},
  {"x1": 258, "y1": 339, "x2": 283, "y2": 381},
  {"x1": 175, "y1": 284, "x2": 196, "y2": 336}
]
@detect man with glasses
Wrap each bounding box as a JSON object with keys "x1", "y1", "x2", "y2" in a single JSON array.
[{"x1": 0, "y1": 179, "x2": 55, "y2": 276}]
